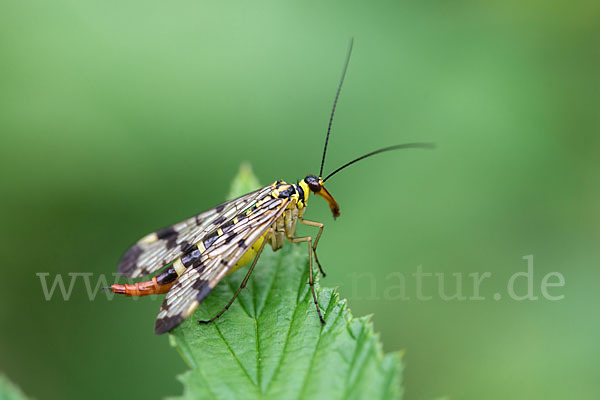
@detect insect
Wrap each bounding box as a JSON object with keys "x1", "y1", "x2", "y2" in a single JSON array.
[{"x1": 110, "y1": 39, "x2": 433, "y2": 334}]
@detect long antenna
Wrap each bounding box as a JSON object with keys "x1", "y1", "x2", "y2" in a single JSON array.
[
  {"x1": 319, "y1": 38, "x2": 354, "y2": 178},
  {"x1": 322, "y1": 143, "x2": 435, "y2": 182}
]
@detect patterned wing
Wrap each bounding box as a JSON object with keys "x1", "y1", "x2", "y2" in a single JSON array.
[
  {"x1": 154, "y1": 195, "x2": 288, "y2": 334},
  {"x1": 118, "y1": 185, "x2": 274, "y2": 278}
]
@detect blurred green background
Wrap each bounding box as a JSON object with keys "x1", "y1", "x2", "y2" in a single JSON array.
[{"x1": 1, "y1": 0, "x2": 598, "y2": 399}]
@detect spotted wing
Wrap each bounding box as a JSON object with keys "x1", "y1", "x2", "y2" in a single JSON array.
[
  {"x1": 154, "y1": 195, "x2": 288, "y2": 334},
  {"x1": 118, "y1": 185, "x2": 274, "y2": 278}
]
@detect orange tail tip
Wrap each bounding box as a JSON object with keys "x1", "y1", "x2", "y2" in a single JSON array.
[{"x1": 110, "y1": 278, "x2": 174, "y2": 297}]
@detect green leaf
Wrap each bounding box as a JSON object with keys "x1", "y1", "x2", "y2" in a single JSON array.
[
  {"x1": 168, "y1": 164, "x2": 402, "y2": 400},
  {"x1": 226, "y1": 162, "x2": 261, "y2": 202},
  {"x1": 0, "y1": 374, "x2": 31, "y2": 400}
]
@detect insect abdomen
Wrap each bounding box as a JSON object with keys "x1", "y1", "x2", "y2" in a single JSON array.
[
  {"x1": 228, "y1": 232, "x2": 268, "y2": 275},
  {"x1": 110, "y1": 277, "x2": 174, "y2": 296}
]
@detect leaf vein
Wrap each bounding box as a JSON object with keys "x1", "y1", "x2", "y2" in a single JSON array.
[
  {"x1": 263, "y1": 264, "x2": 304, "y2": 393},
  {"x1": 213, "y1": 323, "x2": 258, "y2": 388}
]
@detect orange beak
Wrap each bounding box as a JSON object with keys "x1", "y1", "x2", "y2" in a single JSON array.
[{"x1": 315, "y1": 182, "x2": 340, "y2": 219}]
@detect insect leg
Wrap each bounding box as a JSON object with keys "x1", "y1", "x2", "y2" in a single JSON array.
[
  {"x1": 198, "y1": 228, "x2": 272, "y2": 325},
  {"x1": 288, "y1": 235, "x2": 326, "y2": 325},
  {"x1": 298, "y1": 218, "x2": 326, "y2": 277}
]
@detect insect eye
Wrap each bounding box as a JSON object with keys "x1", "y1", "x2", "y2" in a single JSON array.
[{"x1": 305, "y1": 175, "x2": 321, "y2": 192}]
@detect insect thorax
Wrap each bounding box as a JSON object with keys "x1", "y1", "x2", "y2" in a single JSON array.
[
  {"x1": 267, "y1": 180, "x2": 308, "y2": 251},
  {"x1": 230, "y1": 182, "x2": 305, "y2": 274}
]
